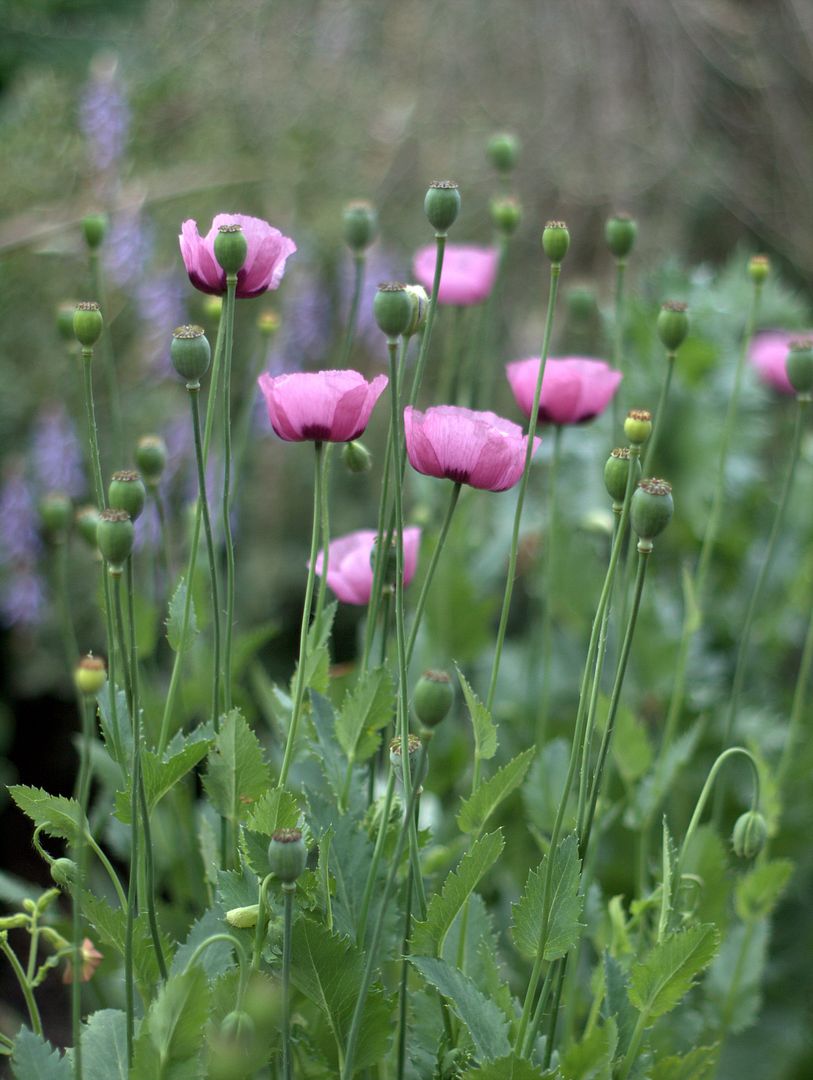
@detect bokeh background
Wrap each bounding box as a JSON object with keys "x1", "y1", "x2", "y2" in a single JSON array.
[{"x1": 1, "y1": 0, "x2": 813, "y2": 1075}]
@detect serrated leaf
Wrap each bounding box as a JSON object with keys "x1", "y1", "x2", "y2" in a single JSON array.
[
  {"x1": 114, "y1": 736, "x2": 211, "y2": 824},
  {"x1": 9, "y1": 786, "x2": 87, "y2": 845},
  {"x1": 245, "y1": 787, "x2": 300, "y2": 835},
  {"x1": 131, "y1": 965, "x2": 210, "y2": 1079},
  {"x1": 658, "y1": 818, "x2": 677, "y2": 940},
  {"x1": 80, "y1": 893, "x2": 173, "y2": 1001},
  {"x1": 735, "y1": 858, "x2": 793, "y2": 923},
  {"x1": 310, "y1": 692, "x2": 346, "y2": 801},
  {"x1": 650, "y1": 1044, "x2": 719, "y2": 1080},
  {"x1": 335, "y1": 666, "x2": 394, "y2": 765},
  {"x1": 627, "y1": 724, "x2": 701, "y2": 829},
  {"x1": 459, "y1": 1054, "x2": 552, "y2": 1078},
  {"x1": 457, "y1": 667, "x2": 497, "y2": 761},
  {"x1": 96, "y1": 684, "x2": 131, "y2": 765},
  {"x1": 170, "y1": 907, "x2": 237, "y2": 981},
  {"x1": 166, "y1": 577, "x2": 198, "y2": 653},
  {"x1": 457, "y1": 749, "x2": 534, "y2": 834},
  {"x1": 629, "y1": 924, "x2": 719, "y2": 1019},
  {"x1": 560, "y1": 1017, "x2": 618, "y2": 1079},
  {"x1": 298, "y1": 601, "x2": 336, "y2": 695},
  {"x1": 79, "y1": 1010, "x2": 128, "y2": 1080},
  {"x1": 11, "y1": 1028, "x2": 72, "y2": 1080},
  {"x1": 603, "y1": 952, "x2": 637, "y2": 1055},
  {"x1": 512, "y1": 833, "x2": 584, "y2": 962},
  {"x1": 411, "y1": 831, "x2": 504, "y2": 956},
  {"x1": 202, "y1": 709, "x2": 270, "y2": 823},
  {"x1": 410, "y1": 956, "x2": 510, "y2": 1062},
  {"x1": 522, "y1": 739, "x2": 573, "y2": 839},
  {"x1": 607, "y1": 699, "x2": 652, "y2": 784},
  {"x1": 704, "y1": 920, "x2": 767, "y2": 1034}
]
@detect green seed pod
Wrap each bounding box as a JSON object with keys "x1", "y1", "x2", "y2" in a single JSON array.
[
  {"x1": 566, "y1": 284, "x2": 598, "y2": 323},
  {"x1": 786, "y1": 339, "x2": 813, "y2": 396},
  {"x1": 490, "y1": 196, "x2": 522, "y2": 236},
  {"x1": 631, "y1": 478, "x2": 673, "y2": 543},
  {"x1": 732, "y1": 810, "x2": 768, "y2": 859},
  {"x1": 603, "y1": 448, "x2": 641, "y2": 506},
  {"x1": 748, "y1": 254, "x2": 770, "y2": 285},
  {"x1": 373, "y1": 282, "x2": 413, "y2": 340},
  {"x1": 343, "y1": 200, "x2": 378, "y2": 253},
  {"x1": 225, "y1": 904, "x2": 260, "y2": 929},
  {"x1": 486, "y1": 132, "x2": 520, "y2": 173},
  {"x1": 389, "y1": 734, "x2": 423, "y2": 785},
  {"x1": 542, "y1": 220, "x2": 570, "y2": 265},
  {"x1": 623, "y1": 409, "x2": 652, "y2": 447},
  {"x1": 50, "y1": 858, "x2": 78, "y2": 889},
  {"x1": 424, "y1": 181, "x2": 461, "y2": 234},
  {"x1": 96, "y1": 508, "x2": 134, "y2": 569},
  {"x1": 136, "y1": 435, "x2": 168, "y2": 487},
  {"x1": 108, "y1": 470, "x2": 146, "y2": 522},
  {"x1": 404, "y1": 284, "x2": 429, "y2": 337},
  {"x1": 656, "y1": 301, "x2": 689, "y2": 352},
  {"x1": 342, "y1": 440, "x2": 372, "y2": 474},
  {"x1": 214, "y1": 223, "x2": 248, "y2": 275},
  {"x1": 605, "y1": 213, "x2": 637, "y2": 260},
  {"x1": 39, "y1": 491, "x2": 73, "y2": 539},
  {"x1": 75, "y1": 505, "x2": 101, "y2": 549},
  {"x1": 82, "y1": 213, "x2": 108, "y2": 251},
  {"x1": 57, "y1": 301, "x2": 78, "y2": 342},
  {"x1": 74, "y1": 654, "x2": 107, "y2": 697},
  {"x1": 268, "y1": 828, "x2": 307, "y2": 883},
  {"x1": 414, "y1": 670, "x2": 454, "y2": 728},
  {"x1": 171, "y1": 325, "x2": 211, "y2": 384},
  {"x1": 73, "y1": 302, "x2": 103, "y2": 348}
]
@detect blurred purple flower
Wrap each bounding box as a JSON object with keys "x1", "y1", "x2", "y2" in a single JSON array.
[
  {"x1": 79, "y1": 55, "x2": 130, "y2": 177},
  {"x1": 266, "y1": 267, "x2": 332, "y2": 374},
  {"x1": 104, "y1": 207, "x2": 153, "y2": 290},
  {"x1": 133, "y1": 499, "x2": 162, "y2": 553},
  {"x1": 137, "y1": 272, "x2": 188, "y2": 376},
  {"x1": 32, "y1": 405, "x2": 85, "y2": 499},
  {"x1": 0, "y1": 571, "x2": 46, "y2": 629},
  {"x1": 162, "y1": 414, "x2": 194, "y2": 489},
  {"x1": 0, "y1": 466, "x2": 46, "y2": 629}
]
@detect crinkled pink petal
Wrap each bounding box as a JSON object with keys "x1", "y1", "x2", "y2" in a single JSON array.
[
  {"x1": 507, "y1": 357, "x2": 621, "y2": 425},
  {"x1": 749, "y1": 332, "x2": 797, "y2": 395},
  {"x1": 258, "y1": 370, "x2": 388, "y2": 442},
  {"x1": 179, "y1": 212, "x2": 296, "y2": 299},
  {"x1": 413, "y1": 244, "x2": 499, "y2": 306},
  {"x1": 311, "y1": 526, "x2": 422, "y2": 605}
]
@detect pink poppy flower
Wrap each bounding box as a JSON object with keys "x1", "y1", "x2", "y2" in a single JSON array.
[
  {"x1": 63, "y1": 938, "x2": 103, "y2": 984},
  {"x1": 749, "y1": 332, "x2": 802, "y2": 395},
  {"x1": 412, "y1": 244, "x2": 499, "y2": 306},
  {"x1": 258, "y1": 369, "x2": 388, "y2": 442},
  {"x1": 179, "y1": 213, "x2": 296, "y2": 299},
  {"x1": 404, "y1": 405, "x2": 540, "y2": 492},
  {"x1": 506, "y1": 356, "x2": 622, "y2": 425},
  {"x1": 312, "y1": 527, "x2": 422, "y2": 605}
]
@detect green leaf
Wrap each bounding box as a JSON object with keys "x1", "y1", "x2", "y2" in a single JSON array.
[
  {"x1": 560, "y1": 1017, "x2": 618, "y2": 1079},
  {"x1": 603, "y1": 952, "x2": 637, "y2": 1056},
  {"x1": 11, "y1": 1028, "x2": 72, "y2": 1080},
  {"x1": 735, "y1": 859, "x2": 793, "y2": 923},
  {"x1": 607, "y1": 896, "x2": 632, "y2": 956},
  {"x1": 335, "y1": 666, "x2": 394, "y2": 765},
  {"x1": 80, "y1": 893, "x2": 172, "y2": 1001},
  {"x1": 650, "y1": 1044, "x2": 719, "y2": 1080},
  {"x1": 657, "y1": 818, "x2": 677, "y2": 940},
  {"x1": 9, "y1": 786, "x2": 87, "y2": 845},
  {"x1": 310, "y1": 692, "x2": 346, "y2": 802},
  {"x1": 522, "y1": 739, "x2": 574, "y2": 841},
  {"x1": 629, "y1": 924, "x2": 719, "y2": 1019},
  {"x1": 230, "y1": 620, "x2": 278, "y2": 680},
  {"x1": 96, "y1": 684, "x2": 131, "y2": 765},
  {"x1": 166, "y1": 577, "x2": 198, "y2": 653},
  {"x1": 245, "y1": 787, "x2": 300, "y2": 835},
  {"x1": 512, "y1": 833, "x2": 584, "y2": 962},
  {"x1": 457, "y1": 748, "x2": 534, "y2": 835},
  {"x1": 298, "y1": 601, "x2": 336, "y2": 695},
  {"x1": 626, "y1": 724, "x2": 702, "y2": 829},
  {"x1": 607, "y1": 699, "x2": 652, "y2": 784},
  {"x1": 457, "y1": 667, "x2": 497, "y2": 761},
  {"x1": 459, "y1": 1055, "x2": 552, "y2": 1078},
  {"x1": 79, "y1": 1010, "x2": 128, "y2": 1080},
  {"x1": 410, "y1": 956, "x2": 511, "y2": 1062},
  {"x1": 131, "y1": 965, "x2": 210, "y2": 1079},
  {"x1": 202, "y1": 709, "x2": 271, "y2": 823},
  {"x1": 114, "y1": 735, "x2": 211, "y2": 824},
  {"x1": 704, "y1": 921, "x2": 767, "y2": 1035},
  {"x1": 411, "y1": 831, "x2": 504, "y2": 956}
]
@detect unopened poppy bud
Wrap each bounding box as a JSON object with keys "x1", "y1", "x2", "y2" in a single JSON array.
[
  {"x1": 136, "y1": 435, "x2": 167, "y2": 487},
  {"x1": 604, "y1": 448, "x2": 641, "y2": 506},
  {"x1": 657, "y1": 302, "x2": 689, "y2": 352},
  {"x1": 108, "y1": 470, "x2": 146, "y2": 522},
  {"x1": 75, "y1": 505, "x2": 100, "y2": 548},
  {"x1": 732, "y1": 810, "x2": 767, "y2": 858},
  {"x1": 343, "y1": 200, "x2": 378, "y2": 253},
  {"x1": 73, "y1": 302, "x2": 103, "y2": 348},
  {"x1": 220, "y1": 1010, "x2": 255, "y2": 1050},
  {"x1": 748, "y1": 254, "x2": 770, "y2": 285},
  {"x1": 342, "y1": 440, "x2": 372, "y2": 474},
  {"x1": 96, "y1": 509, "x2": 134, "y2": 570},
  {"x1": 542, "y1": 221, "x2": 570, "y2": 265},
  {"x1": 50, "y1": 858, "x2": 78, "y2": 889},
  {"x1": 786, "y1": 339, "x2": 813, "y2": 396},
  {"x1": 404, "y1": 285, "x2": 429, "y2": 337},
  {"x1": 624, "y1": 409, "x2": 652, "y2": 446},
  {"x1": 257, "y1": 310, "x2": 280, "y2": 337},
  {"x1": 605, "y1": 213, "x2": 637, "y2": 260},
  {"x1": 171, "y1": 325, "x2": 211, "y2": 385},
  {"x1": 39, "y1": 491, "x2": 73, "y2": 539},
  {"x1": 631, "y1": 478, "x2": 673, "y2": 546},
  {"x1": 374, "y1": 282, "x2": 413, "y2": 340},
  {"x1": 57, "y1": 302, "x2": 77, "y2": 342},
  {"x1": 225, "y1": 904, "x2": 260, "y2": 928},
  {"x1": 490, "y1": 196, "x2": 522, "y2": 236},
  {"x1": 389, "y1": 734, "x2": 423, "y2": 785},
  {"x1": 214, "y1": 223, "x2": 248, "y2": 275},
  {"x1": 267, "y1": 828, "x2": 307, "y2": 883},
  {"x1": 486, "y1": 132, "x2": 520, "y2": 173},
  {"x1": 81, "y1": 213, "x2": 108, "y2": 251},
  {"x1": 424, "y1": 181, "x2": 461, "y2": 235},
  {"x1": 414, "y1": 670, "x2": 454, "y2": 728},
  {"x1": 74, "y1": 654, "x2": 106, "y2": 696}
]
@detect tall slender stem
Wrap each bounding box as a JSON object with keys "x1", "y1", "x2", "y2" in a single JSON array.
[
  {"x1": 408, "y1": 234, "x2": 447, "y2": 409},
  {"x1": 313, "y1": 444, "x2": 332, "y2": 632},
  {"x1": 221, "y1": 277, "x2": 238, "y2": 713},
  {"x1": 776, "y1": 589, "x2": 813, "y2": 788},
  {"x1": 340, "y1": 253, "x2": 366, "y2": 368},
  {"x1": 611, "y1": 259, "x2": 627, "y2": 433},
  {"x1": 89, "y1": 251, "x2": 123, "y2": 467},
  {"x1": 472, "y1": 232, "x2": 509, "y2": 411},
  {"x1": 356, "y1": 771, "x2": 396, "y2": 949},
  {"x1": 282, "y1": 884, "x2": 295, "y2": 1080},
  {"x1": 536, "y1": 423, "x2": 564, "y2": 741},
  {"x1": 0, "y1": 937, "x2": 42, "y2": 1036},
  {"x1": 405, "y1": 482, "x2": 462, "y2": 665},
  {"x1": 641, "y1": 354, "x2": 675, "y2": 476}
]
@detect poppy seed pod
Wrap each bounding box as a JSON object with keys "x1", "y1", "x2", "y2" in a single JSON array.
[
  {"x1": 267, "y1": 828, "x2": 307, "y2": 883},
  {"x1": 342, "y1": 200, "x2": 378, "y2": 253},
  {"x1": 604, "y1": 449, "x2": 641, "y2": 506},
  {"x1": 786, "y1": 339, "x2": 813, "y2": 396},
  {"x1": 414, "y1": 671, "x2": 454, "y2": 728},
  {"x1": 342, "y1": 440, "x2": 372, "y2": 474},
  {"x1": 631, "y1": 478, "x2": 673, "y2": 544},
  {"x1": 605, "y1": 213, "x2": 637, "y2": 260},
  {"x1": 542, "y1": 221, "x2": 570, "y2": 265},
  {"x1": 214, "y1": 223, "x2": 248, "y2": 276},
  {"x1": 108, "y1": 470, "x2": 146, "y2": 522},
  {"x1": 373, "y1": 283, "x2": 413, "y2": 340},
  {"x1": 424, "y1": 181, "x2": 461, "y2": 234},
  {"x1": 39, "y1": 491, "x2": 73, "y2": 538},
  {"x1": 96, "y1": 509, "x2": 134, "y2": 570},
  {"x1": 389, "y1": 734, "x2": 424, "y2": 785},
  {"x1": 624, "y1": 409, "x2": 652, "y2": 447},
  {"x1": 490, "y1": 196, "x2": 522, "y2": 236},
  {"x1": 73, "y1": 302, "x2": 103, "y2": 348},
  {"x1": 74, "y1": 654, "x2": 107, "y2": 696},
  {"x1": 136, "y1": 435, "x2": 167, "y2": 486},
  {"x1": 748, "y1": 254, "x2": 770, "y2": 285},
  {"x1": 171, "y1": 325, "x2": 211, "y2": 384},
  {"x1": 81, "y1": 213, "x2": 108, "y2": 251},
  {"x1": 486, "y1": 132, "x2": 520, "y2": 173},
  {"x1": 656, "y1": 302, "x2": 689, "y2": 352},
  {"x1": 732, "y1": 810, "x2": 768, "y2": 859}
]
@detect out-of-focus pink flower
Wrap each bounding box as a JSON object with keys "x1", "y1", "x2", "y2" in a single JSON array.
[
  {"x1": 749, "y1": 332, "x2": 802, "y2": 395},
  {"x1": 312, "y1": 527, "x2": 422, "y2": 605},
  {"x1": 506, "y1": 357, "x2": 622, "y2": 425},
  {"x1": 258, "y1": 370, "x2": 388, "y2": 442},
  {"x1": 62, "y1": 938, "x2": 103, "y2": 984},
  {"x1": 404, "y1": 405, "x2": 540, "y2": 492},
  {"x1": 179, "y1": 213, "x2": 296, "y2": 299},
  {"x1": 412, "y1": 244, "x2": 499, "y2": 306}
]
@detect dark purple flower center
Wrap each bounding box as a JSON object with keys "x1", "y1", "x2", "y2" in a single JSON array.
[
  {"x1": 445, "y1": 467, "x2": 471, "y2": 485},
  {"x1": 301, "y1": 424, "x2": 332, "y2": 441}
]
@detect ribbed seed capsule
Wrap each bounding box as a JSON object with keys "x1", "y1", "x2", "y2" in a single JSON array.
[
  {"x1": 96, "y1": 509, "x2": 134, "y2": 569},
  {"x1": 267, "y1": 828, "x2": 307, "y2": 883},
  {"x1": 413, "y1": 670, "x2": 454, "y2": 728},
  {"x1": 171, "y1": 325, "x2": 211, "y2": 384},
  {"x1": 604, "y1": 449, "x2": 641, "y2": 506},
  {"x1": 108, "y1": 470, "x2": 146, "y2": 522},
  {"x1": 373, "y1": 283, "x2": 413, "y2": 340},
  {"x1": 542, "y1": 220, "x2": 570, "y2": 264},
  {"x1": 214, "y1": 223, "x2": 248, "y2": 275},
  {"x1": 731, "y1": 810, "x2": 767, "y2": 858},
  {"x1": 605, "y1": 213, "x2": 637, "y2": 260},
  {"x1": 631, "y1": 478, "x2": 673, "y2": 544},
  {"x1": 656, "y1": 302, "x2": 689, "y2": 352},
  {"x1": 424, "y1": 181, "x2": 461, "y2": 234}
]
